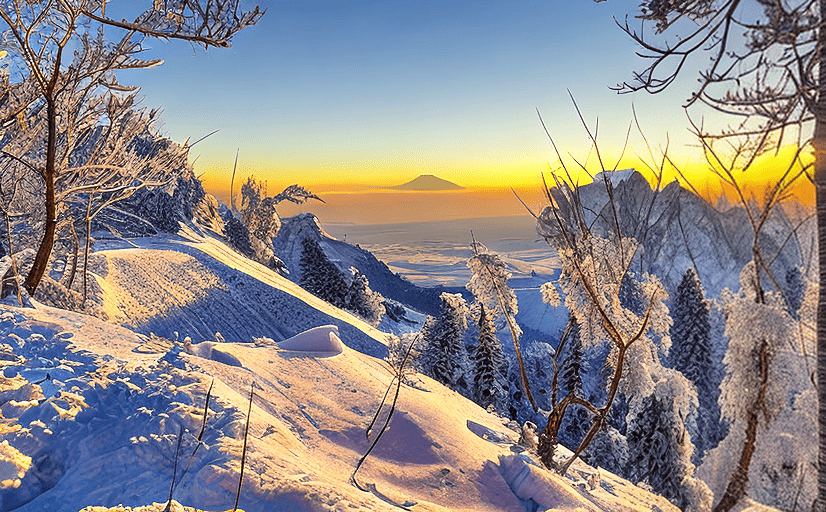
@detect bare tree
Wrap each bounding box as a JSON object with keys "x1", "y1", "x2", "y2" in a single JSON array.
[
  {"x1": 0, "y1": 1, "x2": 263, "y2": 295},
  {"x1": 673, "y1": 125, "x2": 815, "y2": 512},
  {"x1": 521, "y1": 107, "x2": 678, "y2": 480},
  {"x1": 597, "y1": 2, "x2": 826, "y2": 508}
]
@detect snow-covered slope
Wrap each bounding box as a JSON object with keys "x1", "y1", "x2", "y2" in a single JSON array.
[
  {"x1": 86, "y1": 227, "x2": 390, "y2": 357},
  {"x1": 0, "y1": 302, "x2": 682, "y2": 512}
]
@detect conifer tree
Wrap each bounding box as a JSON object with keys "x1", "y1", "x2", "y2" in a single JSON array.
[
  {"x1": 419, "y1": 293, "x2": 470, "y2": 391},
  {"x1": 669, "y1": 267, "x2": 721, "y2": 461},
  {"x1": 472, "y1": 303, "x2": 508, "y2": 411},
  {"x1": 299, "y1": 236, "x2": 348, "y2": 308},
  {"x1": 346, "y1": 268, "x2": 384, "y2": 326},
  {"x1": 619, "y1": 272, "x2": 646, "y2": 317},
  {"x1": 559, "y1": 318, "x2": 586, "y2": 399},
  {"x1": 626, "y1": 394, "x2": 689, "y2": 510}
]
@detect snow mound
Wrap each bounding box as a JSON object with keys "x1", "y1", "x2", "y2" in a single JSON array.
[{"x1": 276, "y1": 325, "x2": 343, "y2": 354}]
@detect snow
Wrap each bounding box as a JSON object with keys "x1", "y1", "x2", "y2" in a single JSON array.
[
  {"x1": 0, "y1": 228, "x2": 685, "y2": 511},
  {"x1": 276, "y1": 325, "x2": 343, "y2": 354},
  {"x1": 592, "y1": 169, "x2": 637, "y2": 187},
  {"x1": 86, "y1": 227, "x2": 390, "y2": 358},
  {"x1": 0, "y1": 440, "x2": 30, "y2": 489}
]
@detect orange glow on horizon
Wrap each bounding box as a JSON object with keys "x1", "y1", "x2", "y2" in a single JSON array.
[{"x1": 195, "y1": 143, "x2": 815, "y2": 216}]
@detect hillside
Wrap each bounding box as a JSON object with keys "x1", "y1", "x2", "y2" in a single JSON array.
[
  {"x1": 271, "y1": 213, "x2": 469, "y2": 317},
  {"x1": 0, "y1": 234, "x2": 682, "y2": 512}
]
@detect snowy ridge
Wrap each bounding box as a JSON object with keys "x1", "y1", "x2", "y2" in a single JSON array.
[
  {"x1": 86, "y1": 226, "x2": 390, "y2": 357},
  {"x1": 0, "y1": 303, "x2": 682, "y2": 512}
]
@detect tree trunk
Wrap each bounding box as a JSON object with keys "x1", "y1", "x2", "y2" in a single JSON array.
[
  {"x1": 816, "y1": 3, "x2": 826, "y2": 509},
  {"x1": 66, "y1": 221, "x2": 79, "y2": 291},
  {"x1": 713, "y1": 340, "x2": 770, "y2": 512},
  {"x1": 23, "y1": 95, "x2": 57, "y2": 296},
  {"x1": 83, "y1": 192, "x2": 93, "y2": 303}
]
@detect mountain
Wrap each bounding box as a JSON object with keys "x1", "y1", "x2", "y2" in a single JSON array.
[
  {"x1": 390, "y1": 174, "x2": 464, "y2": 191},
  {"x1": 538, "y1": 169, "x2": 810, "y2": 297}
]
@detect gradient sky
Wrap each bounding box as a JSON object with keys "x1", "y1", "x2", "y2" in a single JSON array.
[{"x1": 115, "y1": 0, "x2": 741, "y2": 199}]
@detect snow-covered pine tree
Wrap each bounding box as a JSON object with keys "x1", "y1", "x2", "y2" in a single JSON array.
[
  {"x1": 626, "y1": 372, "x2": 710, "y2": 512},
  {"x1": 419, "y1": 292, "x2": 470, "y2": 391},
  {"x1": 472, "y1": 303, "x2": 509, "y2": 412},
  {"x1": 559, "y1": 318, "x2": 585, "y2": 399},
  {"x1": 626, "y1": 394, "x2": 686, "y2": 508},
  {"x1": 556, "y1": 318, "x2": 593, "y2": 450},
  {"x1": 619, "y1": 272, "x2": 646, "y2": 317},
  {"x1": 466, "y1": 242, "x2": 534, "y2": 411},
  {"x1": 346, "y1": 268, "x2": 384, "y2": 326},
  {"x1": 299, "y1": 236, "x2": 348, "y2": 308},
  {"x1": 783, "y1": 266, "x2": 805, "y2": 321},
  {"x1": 669, "y1": 267, "x2": 722, "y2": 462},
  {"x1": 521, "y1": 340, "x2": 555, "y2": 412},
  {"x1": 222, "y1": 211, "x2": 256, "y2": 259}
]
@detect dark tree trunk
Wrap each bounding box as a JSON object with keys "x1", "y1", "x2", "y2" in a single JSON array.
[
  {"x1": 23, "y1": 94, "x2": 57, "y2": 296},
  {"x1": 713, "y1": 340, "x2": 770, "y2": 512},
  {"x1": 816, "y1": 3, "x2": 826, "y2": 510}
]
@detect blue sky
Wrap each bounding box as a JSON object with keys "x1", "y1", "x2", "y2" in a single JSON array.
[{"x1": 118, "y1": 0, "x2": 718, "y2": 194}]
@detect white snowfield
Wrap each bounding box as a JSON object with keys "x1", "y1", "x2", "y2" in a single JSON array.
[{"x1": 85, "y1": 227, "x2": 391, "y2": 357}]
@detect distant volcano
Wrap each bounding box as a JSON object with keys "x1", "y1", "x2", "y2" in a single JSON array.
[{"x1": 390, "y1": 174, "x2": 464, "y2": 191}]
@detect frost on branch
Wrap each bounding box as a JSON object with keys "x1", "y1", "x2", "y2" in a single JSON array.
[
  {"x1": 702, "y1": 262, "x2": 816, "y2": 511},
  {"x1": 552, "y1": 234, "x2": 671, "y2": 356},
  {"x1": 466, "y1": 248, "x2": 520, "y2": 337},
  {"x1": 718, "y1": 262, "x2": 796, "y2": 426},
  {"x1": 540, "y1": 281, "x2": 561, "y2": 307}
]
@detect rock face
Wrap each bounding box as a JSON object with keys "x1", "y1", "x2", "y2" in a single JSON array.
[
  {"x1": 390, "y1": 174, "x2": 464, "y2": 191},
  {"x1": 538, "y1": 170, "x2": 809, "y2": 296}
]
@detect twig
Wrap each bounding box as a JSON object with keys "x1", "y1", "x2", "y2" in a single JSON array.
[
  {"x1": 163, "y1": 424, "x2": 186, "y2": 512},
  {"x1": 233, "y1": 381, "x2": 255, "y2": 512},
  {"x1": 351, "y1": 333, "x2": 418, "y2": 490}
]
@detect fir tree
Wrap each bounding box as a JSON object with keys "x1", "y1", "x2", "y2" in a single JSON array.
[
  {"x1": 626, "y1": 394, "x2": 689, "y2": 510},
  {"x1": 345, "y1": 268, "x2": 384, "y2": 326},
  {"x1": 222, "y1": 212, "x2": 255, "y2": 259},
  {"x1": 619, "y1": 272, "x2": 646, "y2": 316},
  {"x1": 559, "y1": 318, "x2": 586, "y2": 399},
  {"x1": 419, "y1": 293, "x2": 470, "y2": 391},
  {"x1": 472, "y1": 304, "x2": 508, "y2": 411},
  {"x1": 299, "y1": 236, "x2": 348, "y2": 308},
  {"x1": 669, "y1": 267, "x2": 721, "y2": 460}
]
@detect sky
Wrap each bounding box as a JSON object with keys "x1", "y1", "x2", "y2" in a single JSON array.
[{"x1": 113, "y1": 0, "x2": 810, "y2": 222}]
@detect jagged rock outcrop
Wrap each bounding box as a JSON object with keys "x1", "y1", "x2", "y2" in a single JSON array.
[{"x1": 538, "y1": 170, "x2": 807, "y2": 296}]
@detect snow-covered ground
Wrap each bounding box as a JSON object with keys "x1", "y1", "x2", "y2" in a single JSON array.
[
  {"x1": 1, "y1": 298, "x2": 681, "y2": 512},
  {"x1": 0, "y1": 227, "x2": 685, "y2": 512},
  {"x1": 87, "y1": 227, "x2": 392, "y2": 357}
]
